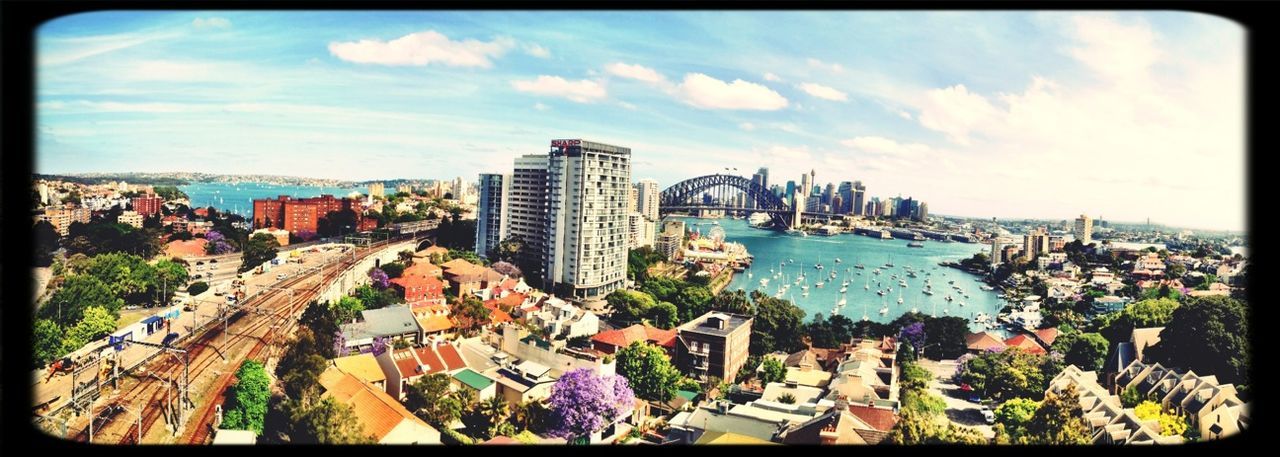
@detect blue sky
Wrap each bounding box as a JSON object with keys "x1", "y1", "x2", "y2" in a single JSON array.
[{"x1": 37, "y1": 11, "x2": 1244, "y2": 231}]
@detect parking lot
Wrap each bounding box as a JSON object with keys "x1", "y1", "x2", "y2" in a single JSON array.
[{"x1": 917, "y1": 358, "x2": 995, "y2": 439}]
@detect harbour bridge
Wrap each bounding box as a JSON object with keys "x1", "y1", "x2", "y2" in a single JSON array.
[{"x1": 658, "y1": 174, "x2": 841, "y2": 229}]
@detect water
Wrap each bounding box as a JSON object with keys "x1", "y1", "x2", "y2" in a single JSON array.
[
  {"x1": 180, "y1": 182, "x2": 361, "y2": 218},
  {"x1": 674, "y1": 217, "x2": 1010, "y2": 335}
]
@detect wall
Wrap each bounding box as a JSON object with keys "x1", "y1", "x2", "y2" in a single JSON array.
[{"x1": 317, "y1": 241, "x2": 417, "y2": 304}]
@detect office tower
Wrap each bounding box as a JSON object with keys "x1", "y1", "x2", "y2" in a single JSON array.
[
  {"x1": 544, "y1": 139, "x2": 631, "y2": 301},
  {"x1": 853, "y1": 181, "x2": 866, "y2": 216},
  {"x1": 1023, "y1": 227, "x2": 1050, "y2": 259},
  {"x1": 507, "y1": 154, "x2": 552, "y2": 283},
  {"x1": 475, "y1": 173, "x2": 510, "y2": 258},
  {"x1": 831, "y1": 195, "x2": 843, "y2": 215},
  {"x1": 837, "y1": 181, "x2": 853, "y2": 214},
  {"x1": 801, "y1": 169, "x2": 815, "y2": 204},
  {"x1": 823, "y1": 183, "x2": 836, "y2": 206},
  {"x1": 806, "y1": 195, "x2": 822, "y2": 213},
  {"x1": 919, "y1": 202, "x2": 928, "y2": 221},
  {"x1": 785, "y1": 181, "x2": 797, "y2": 206},
  {"x1": 369, "y1": 182, "x2": 385, "y2": 198},
  {"x1": 751, "y1": 167, "x2": 770, "y2": 210},
  {"x1": 1074, "y1": 214, "x2": 1093, "y2": 244}
]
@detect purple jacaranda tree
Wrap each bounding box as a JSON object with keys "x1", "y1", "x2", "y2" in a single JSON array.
[
  {"x1": 205, "y1": 230, "x2": 234, "y2": 255},
  {"x1": 295, "y1": 230, "x2": 318, "y2": 242},
  {"x1": 490, "y1": 261, "x2": 522, "y2": 279},
  {"x1": 953, "y1": 353, "x2": 976, "y2": 382},
  {"x1": 899, "y1": 322, "x2": 926, "y2": 354},
  {"x1": 369, "y1": 268, "x2": 390, "y2": 290},
  {"x1": 368, "y1": 336, "x2": 389, "y2": 356},
  {"x1": 545, "y1": 368, "x2": 636, "y2": 442}
]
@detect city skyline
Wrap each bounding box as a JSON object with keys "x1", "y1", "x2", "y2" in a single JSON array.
[{"x1": 37, "y1": 11, "x2": 1244, "y2": 231}]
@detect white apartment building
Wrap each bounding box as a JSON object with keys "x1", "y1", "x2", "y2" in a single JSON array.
[
  {"x1": 634, "y1": 178, "x2": 660, "y2": 222},
  {"x1": 544, "y1": 139, "x2": 631, "y2": 301},
  {"x1": 527, "y1": 296, "x2": 601, "y2": 341}
]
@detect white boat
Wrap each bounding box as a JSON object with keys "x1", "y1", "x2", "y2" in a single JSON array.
[
  {"x1": 946, "y1": 295, "x2": 954, "y2": 302},
  {"x1": 899, "y1": 280, "x2": 908, "y2": 287},
  {"x1": 835, "y1": 258, "x2": 842, "y2": 263},
  {"x1": 816, "y1": 281, "x2": 824, "y2": 288},
  {"x1": 801, "y1": 284, "x2": 809, "y2": 291},
  {"x1": 897, "y1": 297, "x2": 904, "y2": 304},
  {"x1": 911, "y1": 307, "x2": 919, "y2": 313},
  {"x1": 958, "y1": 302, "x2": 966, "y2": 307},
  {"x1": 880, "y1": 304, "x2": 889, "y2": 315},
  {"x1": 981, "y1": 285, "x2": 995, "y2": 291},
  {"x1": 944, "y1": 308, "x2": 950, "y2": 315},
  {"x1": 877, "y1": 290, "x2": 885, "y2": 296},
  {"x1": 760, "y1": 278, "x2": 769, "y2": 286},
  {"x1": 839, "y1": 286, "x2": 848, "y2": 293},
  {"x1": 923, "y1": 289, "x2": 933, "y2": 295},
  {"x1": 838, "y1": 297, "x2": 847, "y2": 306},
  {"x1": 873, "y1": 269, "x2": 881, "y2": 275},
  {"x1": 802, "y1": 291, "x2": 809, "y2": 297}
]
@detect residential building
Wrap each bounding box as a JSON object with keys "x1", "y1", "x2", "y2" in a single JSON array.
[
  {"x1": 778, "y1": 398, "x2": 890, "y2": 444},
  {"x1": 1111, "y1": 360, "x2": 1248, "y2": 440},
  {"x1": 35, "y1": 207, "x2": 73, "y2": 235},
  {"x1": 543, "y1": 139, "x2": 632, "y2": 302},
  {"x1": 451, "y1": 368, "x2": 498, "y2": 401},
  {"x1": 825, "y1": 338, "x2": 900, "y2": 410},
  {"x1": 389, "y1": 274, "x2": 445, "y2": 305},
  {"x1": 506, "y1": 154, "x2": 551, "y2": 283},
  {"x1": 374, "y1": 341, "x2": 468, "y2": 400},
  {"x1": 318, "y1": 367, "x2": 442, "y2": 444},
  {"x1": 368, "y1": 182, "x2": 385, "y2": 198},
  {"x1": 1023, "y1": 226, "x2": 1050, "y2": 260},
  {"x1": 117, "y1": 210, "x2": 144, "y2": 229},
  {"x1": 251, "y1": 228, "x2": 289, "y2": 247},
  {"x1": 475, "y1": 173, "x2": 510, "y2": 258},
  {"x1": 675, "y1": 312, "x2": 753, "y2": 384},
  {"x1": 591, "y1": 323, "x2": 677, "y2": 356},
  {"x1": 1075, "y1": 214, "x2": 1094, "y2": 245},
  {"x1": 965, "y1": 332, "x2": 1008, "y2": 353},
  {"x1": 329, "y1": 353, "x2": 388, "y2": 393},
  {"x1": 132, "y1": 194, "x2": 164, "y2": 217},
  {"x1": 491, "y1": 359, "x2": 557, "y2": 406},
  {"x1": 441, "y1": 258, "x2": 504, "y2": 298},
  {"x1": 1048, "y1": 365, "x2": 1182, "y2": 444},
  {"x1": 340, "y1": 306, "x2": 423, "y2": 352},
  {"x1": 499, "y1": 323, "x2": 615, "y2": 377},
  {"x1": 526, "y1": 296, "x2": 600, "y2": 340},
  {"x1": 252, "y1": 194, "x2": 358, "y2": 234},
  {"x1": 635, "y1": 178, "x2": 660, "y2": 222},
  {"x1": 1003, "y1": 334, "x2": 1047, "y2": 355},
  {"x1": 656, "y1": 221, "x2": 684, "y2": 260}
]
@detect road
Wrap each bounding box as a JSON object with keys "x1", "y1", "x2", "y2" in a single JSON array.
[
  {"x1": 917, "y1": 358, "x2": 995, "y2": 439},
  {"x1": 35, "y1": 238, "x2": 414, "y2": 443}
]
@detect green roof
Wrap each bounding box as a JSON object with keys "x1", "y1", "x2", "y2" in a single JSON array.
[
  {"x1": 453, "y1": 368, "x2": 494, "y2": 390},
  {"x1": 677, "y1": 390, "x2": 698, "y2": 402}
]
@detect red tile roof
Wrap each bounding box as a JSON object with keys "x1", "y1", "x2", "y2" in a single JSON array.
[
  {"x1": 404, "y1": 262, "x2": 443, "y2": 278},
  {"x1": 391, "y1": 348, "x2": 423, "y2": 379},
  {"x1": 483, "y1": 436, "x2": 520, "y2": 445},
  {"x1": 415, "y1": 346, "x2": 446, "y2": 373},
  {"x1": 592, "y1": 324, "x2": 677, "y2": 350},
  {"x1": 435, "y1": 343, "x2": 466, "y2": 371},
  {"x1": 1034, "y1": 328, "x2": 1060, "y2": 347},
  {"x1": 1003, "y1": 334, "x2": 1047, "y2": 355},
  {"x1": 965, "y1": 332, "x2": 1007, "y2": 352},
  {"x1": 847, "y1": 404, "x2": 898, "y2": 432}
]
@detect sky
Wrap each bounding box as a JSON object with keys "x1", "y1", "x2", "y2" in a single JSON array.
[{"x1": 36, "y1": 11, "x2": 1245, "y2": 231}]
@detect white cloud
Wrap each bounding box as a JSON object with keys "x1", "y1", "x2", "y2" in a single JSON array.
[
  {"x1": 915, "y1": 84, "x2": 999, "y2": 145},
  {"x1": 39, "y1": 100, "x2": 194, "y2": 113},
  {"x1": 897, "y1": 110, "x2": 913, "y2": 120},
  {"x1": 524, "y1": 43, "x2": 551, "y2": 58},
  {"x1": 534, "y1": 102, "x2": 550, "y2": 111},
  {"x1": 1067, "y1": 14, "x2": 1161, "y2": 87},
  {"x1": 676, "y1": 73, "x2": 788, "y2": 110},
  {"x1": 841, "y1": 136, "x2": 934, "y2": 157},
  {"x1": 328, "y1": 30, "x2": 515, "y2": 68},
  {"x1": 763, "y1": 72, "x2": 782, "y2": 82},
  {"x1": 618, "y1": 101, "x2": 638, "y2": 110},
  {"x1": 511, "y1": 75, "x2": 607, "y2": 103},
  {"x1": 739, "y1": 122, "x2": 756, "y2": 131},
  {"x1": 192, "y1": 17, "x2": 232, "y2": 29},
  {"x1": 604, "y1": 62, "x2": 666, "y2": 84},
  {"x1": 807, "y1": 58, "x2": 845, "y2": 73},
  {"x1": 797, "y1": 82, "x2": 848, "y2": 102}
]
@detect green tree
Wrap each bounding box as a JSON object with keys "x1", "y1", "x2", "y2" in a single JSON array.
[
  {"x1": 404, "y1": 373, "x2": 463, "y2": 427},
  {"x1": 289, "y1": 397, "x2": 375, "y2": 444},
  {"x1": 240, "y1": 232, "x2": 280, "y2": 273},
  {"x1": 223, "y1": 360, "x2": 271, "y2": 434},
  {"x1": 993, "y1": 397, "x2": 1039, "y2": 441},
  {"x1": 647, "y1": 302, "x2": 679, "y2": 329},
  {"x1": 353, "y1": 284, "x2": 404, "y2": 310},
  {"x1": 60, "y1": 306, "x2": 119, "y2": 355},
  {"x1": 1120, "y1": 386, "x2": 1143, "y2": 408},
  {"x1": 380, "y1": 262, "x2": 406, "y2": 279},
  {"x1": 1065, "y1": 332, "x2": 1109, "y2": 371},
  {"x1": 1134, "y1": 400, "x2": 1188, "y2": 437},
  {"x1": 479, "y1": 396, "x2": 512, "y2": 439},
  {"x1": 748, "y1": 296, "x2": 807, "y2": 355},
  {"x1": 33, "y1": 319, "x2": 65, "y2": 368},
  {"x1": 330, "y1": 296, "x2": 366, "y2": 326},
  {"x1": 902, "y1": 389, "x2": 946, "y2": 416},
  {"x1": 899, "y1": 363, "x2": 933, "y2": 392},
  {"x1": 153, "y1": 258, "x2": 190, "y2": 304},
  {"x1": 40, "y1": 274, "x2": 122, "y2": 326},
  {"x1": 760, "y1": 357, "x2": 787, "y2": 385},
  {"x1": 1143, "y1": 295, "x2": 1250, "y2": 385},
  {"x1": 187, "y1": 281, "x2": 209, "y2": 296},
  {"x1": 606, "y1": 289, "x2": 657, "y2": 324},
  {"x1": 1024, "y1": 384, "x2": 1091, "y2": 444},
  {"x1": 276, "y1": 328, "x2": 330, "y2": 402},
  {"x1": 34, "y1": 220, "x2": 60, "y2": 267},
  {"x1": 616, "y1": 342, "x2": 684, "y2": 403}
]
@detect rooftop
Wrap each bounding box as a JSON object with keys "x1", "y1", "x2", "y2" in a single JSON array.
[
  {"x1": 319, "y1": 367, "x2": 436, "y2": 442},
  {"x1": 341, "y1": 305, "x2": 419, "y2": 342},
  {"x1": 330, "y1": 353, "x2": 386, "y2": 385},
  {"x1": 679, "y1": 311, "x2": 752, "y2": 337},
  {"x1": 453, "y1": 368, "x2": 495, "y2": 391}
]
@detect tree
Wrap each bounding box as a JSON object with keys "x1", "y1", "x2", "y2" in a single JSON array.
[
  {"x1": 404, "y1": 373, "x2": 462, "y2": 427},
  {"x1": 222, "y1": 360, "x2": 271, "y2": 434},
  {"x1": 993, "y1": 397, "x2": 1039, "y2": 442},
  {"x1": 368, "y1": 268, "x2": 390, "y2": 289},
  {"x1": 353, "y1": 285, "x2": 403, "y2": 310},
  {"x1": 453, "y1": 296, "x2": 490, "y2": 335},
  {"x1": 1064, "y1": 332, "x2": 1109, "y2": 371},
  {"x1": 40, "y1": 275, "x2": 122, "y2": 327},
  {"x1": 317, "y1": 209, "x2": 359, "y2": 238},
  {"x1": 153, "y1": 258, "x2": 190, "y2": 304},
  {"x1": 1120, "y1": 386, "x2": 1143, "y2": 408},
  {"x1": 276, "y1": 328, "x2": 329, "y2": 402},
  {"x1": 1134, "y1": 401, "x2": 1188, "y2": 436},
  {"x1": 1100, "y1": 297, "x2": 1180, "y2": 344},
  {"x1": 760, "y1": 357, "x2": 787, "y2": 385},
  {"x1": 647, "y1": 302, "x2": 679, "y2": 329},
  {"x1": 34, "y1": 220, "x2": 60, "y2": 267},
  {"x1": 495, "y1": 235, "x2": 525, "y2": 263},
  {"x1": 616, "y1": 342, "x2": 684, "y2": 403},
  {"x1": 379, "y1": 262, "x2": 406, "y2": 279},
  {"x1": 899, "y1": 363, "x2": 933, "y2": 392},
  {"x1": 205, "y1": 230, "x2": 235, "y2": 255},
  {"x1": 490, "y1": 261, "x2": 522, "y2": 278},
  {"x1": 33, "y1": 319, "x2": 65, "y2": 368},
  {"x1": 241, "y1": 233, "x2": 280, "y2": 272},
  {"x1": 1143, "y1": 295, "x2": 1249, "y2": 385},
  {"x1": 289, "y1": 397, "x2": 375, "y2": 444},
  {"x1": 479, "y1": 396, "x2": 512, "y2": 439},
  {"x1": 330, "y1": 296, "x2": 365, "y2": 326},
  {"x1": 748, "y1": 296, "x2": 807, "y2": 355},
  {"x1": 544, "y1": 369, "x2": 636, "y2": 442},
  {"x1": 398, "y1": 250, "x2": 415, "y2": 266},
  {"x1": 188, "y1": 281, "x2": 209, "y2": 296},
  {"x1": 606, "y1": 289, "x2": 657, "y2": 324},
  {"x1": 955, "y1": 348, "x2": 1059, "y2": 402},
  {"x1": 900, "y1": 322, "x2": 926, "y2": 356},
  {"x1": 1023, "y1": 384, "x2": 1091, "y2": 444}
]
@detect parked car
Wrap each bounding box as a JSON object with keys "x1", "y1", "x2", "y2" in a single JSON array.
[
  {"x1": 277, "y1": 273, "x2": 287, "y2": 280},
  {"x1": 980, "y1": 405, "x2": 996, "y2": 424}
]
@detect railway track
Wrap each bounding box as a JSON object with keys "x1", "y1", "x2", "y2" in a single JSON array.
[{"x1": 64, "y1": 239, "x2": 407, "y2": 444}]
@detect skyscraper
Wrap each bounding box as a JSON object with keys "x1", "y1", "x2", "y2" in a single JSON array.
[
  {"x1": 785, "y1": 181, "x2": 797, "y2": 206},
  {"x1": 544, "y1": 139, "x2": 631, "y2": 301},
  {"x1": 837, "y1": 181, "x2": 853, "y2": 214},
  {"x1": 368, "y1": 182, "x2": 385, "y2": 198},
  {"x1": 823, "y1": 183, "x2": 836, "y2": 207},
  {"x1": 1073, "y1": 214, "x2": 1093, "y2": 245},
  {"x1": 919, "y1": 202, "x2": 929, "y2": 221},
  {"x1": 627, "y1": 186, "x2": 638, "y2": 213},
  {"x1": 853, "y1": 181, "x2": 866, "y2": 216},
  {"x1": 475, "y1": 173, "x2": 510, "y2": 258},
  {"x1": 506, "y1": 154, "x2": 551, "y2": 283},
  {"x1": 751, "y1": 167, "x2": 770, "y2": 210},
  {"x1": 800, "y1": 169, "x2": 814, "y2": 205},
  {"x1": 635, "y1": 178, "x2": 660, "y2": 222}
]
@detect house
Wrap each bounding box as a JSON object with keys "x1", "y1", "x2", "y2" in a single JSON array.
[
  {"x1": 825, "y1": 339, "x2": 900, "y2": 410},
  {"x1": 526, "y1": 297, "x2": 600, "y2": 340},
  {"x1": 675, "y1": 312, "x2": 754, "y2": 384},
  {"x1": 779, "y1": 402, "x2": 885, "y2": 445},
  {"x1": 1048, "y1": 365, "x2": 1183, "y2": 444},
  {"x1": 165, "y1": 239, "x2": 209, "y2": 259},
  {"x1": 666, "y1": 399, "x2": 792, "y2": 444},
  {"x1": 1129, "y1": 327, "x2": 1164, "y2": 363},
  {"x1": 775, "y1": 352, "x2": 835, "y2": 389},
  {"x1": 403, "y1": 261, "x2": 443, "y2": 279},
  {"x1": 591, "y1": 323, "x2": 677, "y2": 357},
  {"x1": 410, "y1": 303, "x2": 455, "y2": 338},
  {"x1": 1090, "y1": 268, "x2": 1116, "y2": 285},
  {"x1": 499, "y1": 323, "x2": 615, "y2": 377},
  {"x1": 1187, "y1": 282, "x2": 1231, "y2": 297},
  {"x1": 329, "y1": 353, "x2": 388, "y2": 393},
  {"x1": 1111, "y1": 360, "x2": 1248, "y2": 440},
  {"x1": 965, "y1": 332, "x2": 1008, "y2": 353},
  {"x1": 389, "y1": 274, "x2": 446, "y2": 306},
  {"x1": 1003, "y1": 334, "x2": 1047, "y2": 355},
  {"x1": 339, "y1": 306, "x2": 423, "y2": 352},
  {"x1": 318, "y1": 367, "x2": 442, "y2": 444},
  {"x1": 761, "y1": 381, "x2": 825, "y2": 404},
  {"x1": 451, "y1": 368, "x2": 497, "y2": 401},
  {"x1": 694, "y1": 431, "x2": 778, "y2": 445},
  {"x1": 784, "y1": 347, "x2": 844, "y2": 373},
  {"x1": 1091, "y1": 295, "x2": 1130, "y2": 315},
  {"x1": 441, "y1": 259, "x2": 505, "y2": 298},
  {"x1": 491, "y1": 360, "x2": 557, "y2": 407},
  {"x1": 211, "y1": 429, "x2": 258, "y2": 445},
  {"x1": 374, "y1": 341, "x2": 468, "y2": 400},
  {"x1": 1033, "y1": 327, "x2": 1060, "y2": 348}
]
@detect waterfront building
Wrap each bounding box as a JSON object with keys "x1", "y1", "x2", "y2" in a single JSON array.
[
  {"x1": 1023, "y1": 227, "x2": 1050, "y2": 260},
  {"x1": 806, "y1": 195, "x2": 822, "y2": 213},
  {"x1": 35, "y1": 207, "x2": 72, "y2": 236},
  {"x1": 1074, "y1": 214, "x2": 1094, "y2": 245},
  {"x1": 1049, "y1": 235, "x2": 1066, "y2": 252},
  {"x1": 252, "y1": 194, "x2": 358, "y2": 234},
  {"x1": 832, "y1": 195, "x2": 844, "y2": 215},
  {"x1": 476, "y1": 173, "x2": 510, "y2": 258},
  {"x1": 656, "y1": 220, "x2": 685, "y2": 260},
  {"x1": 627, "y1": 212, "x2": 656, "y2": 249},
  {"x1": 801, "y1": 170, "x2": 815, "y2": 206},
  {"x1": 837, "y1": 181, "x2": 853, "y2": 214},
  {"x1": 785, "y1": 181, "x2": 797, "y2": 207},
  {"x1": 543, "y1": 139, "x2": 631, "y2": 302},
  {"x1": 396, "y1": 184, "x2": 413, "y2": 194},
  {"x1": 853, "y1": 181, "x2": 866, "y2": 216},
  {"x1": 368, "y1": 182, "x2": 385, "y2": 198},
  {"x1": 823, "y1": 183, "x2": 836, "y2": 206},
  {"x1": 676, "y1": 312, "x2": 753, "y2": 383},
  {"x1": 132, "y1": 193, "x2": 164, "y2": 217},
  {"x1": 919, "y1": 202, "x2": 928, "y2": 221},
  {"x1": 751, "y1": 168, "x2": 770, "y2": 210}
]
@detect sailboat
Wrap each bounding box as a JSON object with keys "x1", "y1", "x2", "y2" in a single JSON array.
[
  {"x1": 835, "y1": 257, "x2": 842, "y2": 263},
  {"x1": 862, "y1": 300, "x2": 869, "y2": 322},
  {"x1": 884, "y1": 254, "x2": 894, "y2": 268},
  {"x1": 864, "y1": 276, "x2": 870, "y2": 290},
  {"x1": 879, "y1": 299, "x2": 889, "y2": 315},
  {"x1": 897, "y1": 288, "x2": 904, "y2": 305},
  {"x1": 838, "y1": 296, "x2": 847, "y2": 306}
]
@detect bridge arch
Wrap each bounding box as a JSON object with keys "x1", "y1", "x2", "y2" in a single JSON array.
[{"x1": 659, "y1": 174, "x2": 792, "y2": 227}]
